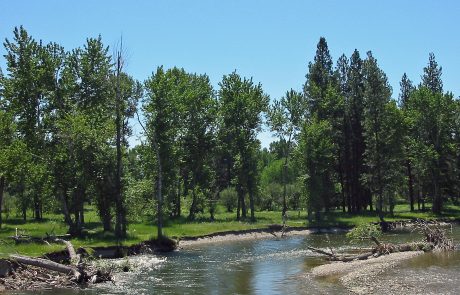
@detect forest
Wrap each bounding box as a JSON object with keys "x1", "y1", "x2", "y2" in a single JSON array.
[{"x1": 1, "y1": 26, "x2": 459, "y2": 240}]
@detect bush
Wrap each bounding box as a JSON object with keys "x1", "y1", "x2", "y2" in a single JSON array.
[{"x1": 219, "y1": 187, "x2": 237, "y2": 212}]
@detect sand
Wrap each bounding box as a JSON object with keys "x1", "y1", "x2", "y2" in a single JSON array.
[{"x1": 312, "y1": 251, "x2": 424, "y2": 294}]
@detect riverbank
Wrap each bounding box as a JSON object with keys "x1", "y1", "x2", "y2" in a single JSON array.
[
  {"x1": 178, "y1": 226, "x2": 348, "y2": 247},
  {"x1": 312, "y1": 251, "x2": 425, "y2": 294},
  {"x1": 1, "y1": 218, "x2": 458, "y2": 292},
  {"x1": 1, "y1": 203, "x2": 459, "y2": 258}
]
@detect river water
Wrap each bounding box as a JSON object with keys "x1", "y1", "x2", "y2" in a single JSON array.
[{"x1": 19, "y1": 226, "x2": 460, "y2": 295}]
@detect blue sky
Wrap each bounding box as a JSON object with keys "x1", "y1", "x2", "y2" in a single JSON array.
[{"x1": 1, "y1": 0, "x2": 459, "y2": 148}]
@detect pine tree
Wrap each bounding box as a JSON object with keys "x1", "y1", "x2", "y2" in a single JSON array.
[
  {"x1": 421, "y1": 53, "x2": 443, "y2": 93},
  {"x1": 399, "y1": 73, "x2": 416, "y2": 211},
  {"x1": 362, "y1": 52, "x2": 404, "y2": 219},
  {"x1": 399, "y1": 73, "x2": 414, "y2": 108},
  {"x1": 345, "y1": 49, "x2": 367, "y2": 213},
  {"x1": 304, "y1": 37, "x2": 334, "y2": 119}
]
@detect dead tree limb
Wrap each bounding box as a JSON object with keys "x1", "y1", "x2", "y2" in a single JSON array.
[
  {"x1": 307, "y1": 246, "x2": 338, "y2": 260},
  {"x1": 54, "y1": 238, "x2": 80, "y2": 265},
  {"x1": 10, "y1": 255, "x2": 82, "y2": 282}
]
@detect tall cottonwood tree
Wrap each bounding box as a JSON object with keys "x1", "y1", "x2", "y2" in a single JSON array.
[
  {"x1": 49, "y1": 36, "x2": 115, "y2": 235},
  {"x1": 267, "y1": 89, "x2": 306, "y2": 215},
  {"x1": 218, "y1": 71, "x2": 268, "y2": 221},
  {"x1": 178, "y1": 73, "x2": 217, "y2": 220},
  {"x1": 112, "y1": 41, "x2": 142, "y2": 238},
  {"x1": 2, "y1": 27, "x2": 51, "y2": 220},
  {"x1": 298, "y1": 117, "x2": 335, "y2": 221},
  {"x1": 143, "y1": 67, "x2": 182, "y2": 238},
  {"x1": 406, "y1": 88, "x2": 456, "y2": 214}
]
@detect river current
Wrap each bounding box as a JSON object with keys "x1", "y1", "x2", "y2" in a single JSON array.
[{"x1": 20, "y1": 226, "x2": 460, "y2": 295}]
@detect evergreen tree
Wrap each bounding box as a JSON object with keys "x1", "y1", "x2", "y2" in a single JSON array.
[
  {"x1": 399, "y1": 73, "x2": 416, "y2": 211},
  {"x1": 304, "y1": 37, "x2": 334, "y2": 119},
  {"x1": 362, "y1": 52, "x2": 404, "y2": 218},
  {"x1": 345, "y1": 49, "x2": 367, "y2": 213},
  {"x1": 421, "y1": 53, "x2": 443, "y2": 93},
  {"x1": 399, "y1": 73, "x2": 414, "y2": 108}
]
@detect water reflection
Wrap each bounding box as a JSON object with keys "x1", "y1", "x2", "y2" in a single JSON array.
[{"x1": 14, "y1": 225, "x2": 460, "y2": 295}]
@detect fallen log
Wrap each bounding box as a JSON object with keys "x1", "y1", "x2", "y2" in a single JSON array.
[
  {"x1": 307, "y1": 246, "x2": 339, "y2": 259},
  {"x1": 54, "y1": 238, "x2": 80, "y2": 265},
  {"x1": 307, "y1": 241, "x2": 434, "y2": 262},
  {"x1": 9, "y1": 255, "x2": 82, "y2": 282},
  {"x1": 307, "y1": 246, "x2": 375, "y2": 262}
]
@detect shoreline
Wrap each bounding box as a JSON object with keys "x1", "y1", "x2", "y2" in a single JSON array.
[
  {"x1": 312, "y1": 251, "x2": 425, "y2": 294},
  {"x1": 178, "y1": 225, "x2": 348, "y2": 247},
  {"x1": 1, "y1": 218, "x2": 457, "y2": 292}
]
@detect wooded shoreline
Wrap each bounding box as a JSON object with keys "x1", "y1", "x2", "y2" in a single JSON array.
[{"x1": 1, "y1": 218, "x2": 458, "y2": 292}]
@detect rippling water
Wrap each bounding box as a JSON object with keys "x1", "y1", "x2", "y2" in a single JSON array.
[{"x1": 17, "y1": 226, "x2": 460, "y2": 295}]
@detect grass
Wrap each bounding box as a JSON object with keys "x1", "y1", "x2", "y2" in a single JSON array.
[{"x1": 1, "y1": 203, "x2": 459, "y2": 258}]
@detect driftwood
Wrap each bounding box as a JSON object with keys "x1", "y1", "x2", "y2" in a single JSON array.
[
  {"x1": 10, "y1": 255, "x2": 82, "y2": 282},
  {"x1": 54, "y1": 238, "x2": 80, "y2": 265},
  {"x1": 4, "y1": 239, "x2": 113, "y2": 291},
  {"x1": 307, "y1": 242, "x2": 431, "y2": 262},
  {"x1": 309, "y1": 220, "x2": 453, "y2": 263}
]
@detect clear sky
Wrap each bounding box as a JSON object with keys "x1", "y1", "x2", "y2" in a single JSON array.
[{"x1": 1, "y1": 0, "x2": 459, "y2": 148}]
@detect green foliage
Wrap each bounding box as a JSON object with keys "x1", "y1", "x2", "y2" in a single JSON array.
[
  {"x1": 2, "y1": 27, "x2": 460, "y2": 246},
  {"x1": 362, "y1": 52, "x2": 405, "y2": 217},
  {"x1": 219, "y1": 187, "x2": 238, "y2": 212},
  {"x1": 298, "y1": 117, "x2": 336, "y2": 220},
  {"x1": 346, "y1": 223, "x2": 382, "y2": 242},
  {"x1": 260, "y1": 159, "x2": 295, "y2": 186},
  {"x1": 218, "y1": 71, "x2": 269, "y2": 220}
]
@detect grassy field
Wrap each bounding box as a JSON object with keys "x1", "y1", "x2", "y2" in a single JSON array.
[{"x1": 1, "y1": 203, "x2": 459, "y2": 258}]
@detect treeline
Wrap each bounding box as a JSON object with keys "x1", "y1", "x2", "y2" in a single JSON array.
[{"x1": 0, "y1": 28, "x2": 459, "y2": 237}]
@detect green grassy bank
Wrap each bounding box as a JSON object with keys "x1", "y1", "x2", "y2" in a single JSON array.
[{"x1": 1, "y1": 204, "x2": 459, "y2": 258}]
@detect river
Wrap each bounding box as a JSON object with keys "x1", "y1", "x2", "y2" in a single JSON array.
[{"x1": 19, "y1": 225, "x2": 460, "y2": 295}]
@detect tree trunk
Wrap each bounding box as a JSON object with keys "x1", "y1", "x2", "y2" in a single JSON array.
[
  {"x1": 378, "y1": 192, "x2": 384, "y2": 221},
  {"x1": 307, "y1": 207, "x2": 313, "y2": 223},
  {"x1": 10, "y1": 255, "x2": 82, "y2": 282},
  {"x1": 338, "y1": 166, "x2": 346, "y2": 213},
  {"x1": 368, "y1": 191, "x2": 373, "y2": 212},
  {"x1": 22, "y1": 204, "x2": 27, "y2": 222},
  {"x1": 417, "y1": 187, "x2": 421, "y2": 210},
  {"x1": 236, "y1": 185, "x2": 241, "y2": 220},
  {"x1": 407, "y1": 159, "x2": 415, "y2": 211},
  {"x1": 188, "y1": 187, "x2": 197, "y2": 220},
  {"x1": 432, "y1": 166, "x2": 442, "y2": 214},
  {"x1": 34, "y1": 195, "x2": 41, "y2": 221},
  {"x1": 249, "y1": 184, "x2": 255, "y2": 222},
  {"x1": 55, "y1": 239, "x2": 79, "y2": 265},
  {"x1": 114, "y1": 50, "x2": 126, "y2": 239},
  {"x1": 282, "y1": 135, "x2": 291, "y2": 216},
  {"x1": 176, "y1": 178, "x2": 181, "y2": 217},
  {"x1": 241, "y1": 190, "x2": 246, "y2": 219},
  {"x1": 155, "y1": 143, "x2": 163, "y2": 239},
  {"x1": 0, "y1": 176, "x2": 4, "y2": 228},
  {"x1": 102, "y1": 211, "x2": 112, "y2": 232}
]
